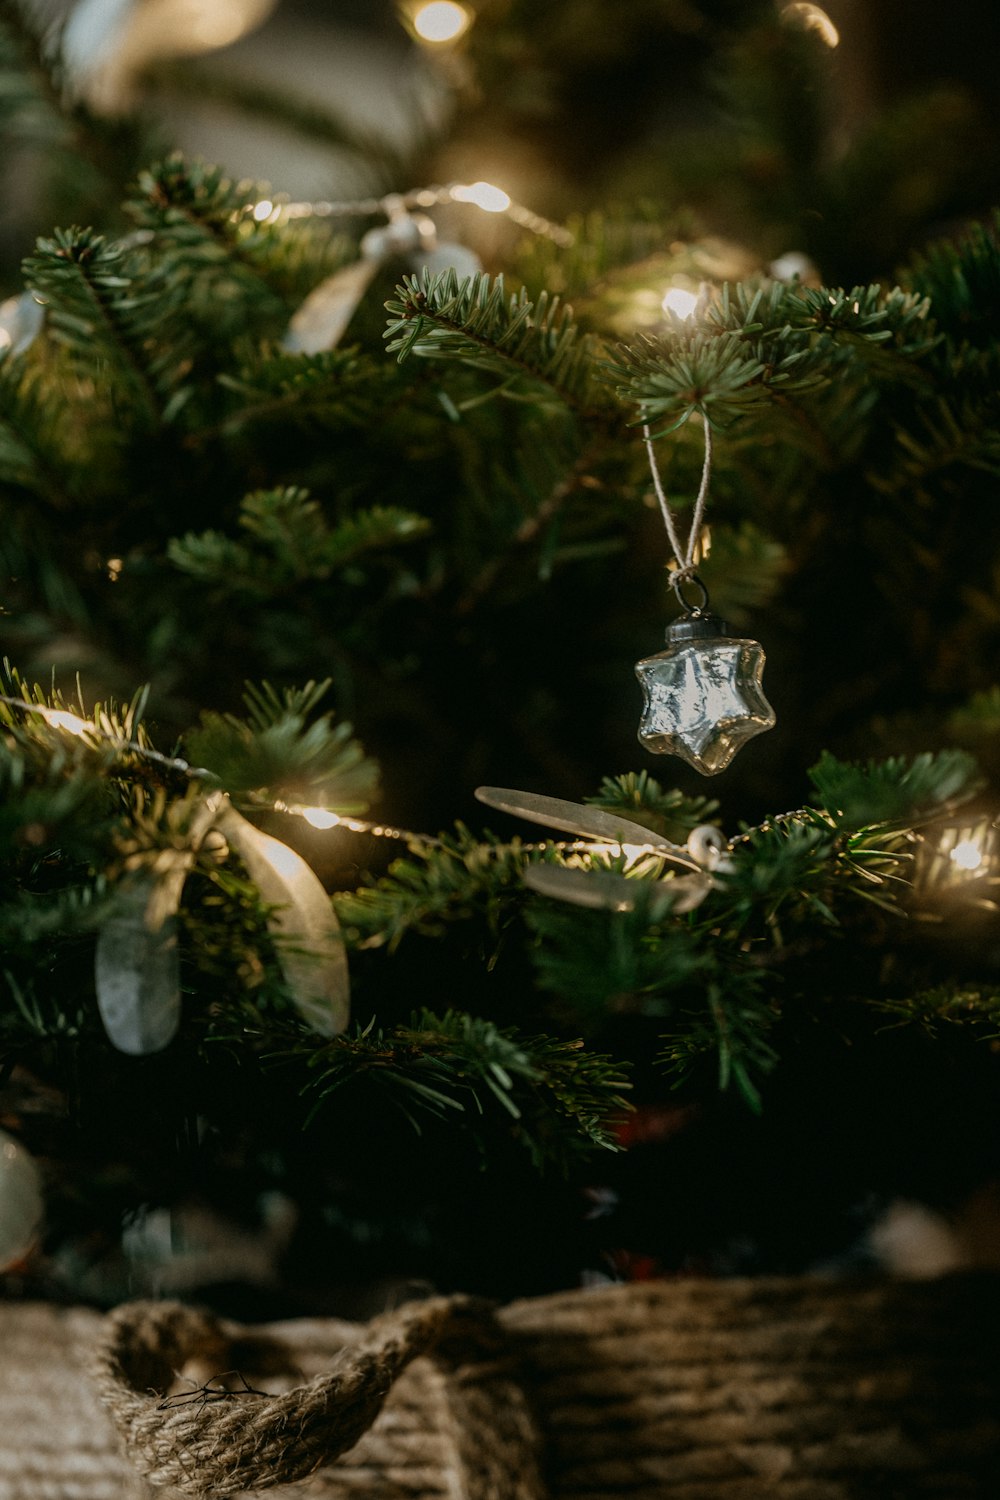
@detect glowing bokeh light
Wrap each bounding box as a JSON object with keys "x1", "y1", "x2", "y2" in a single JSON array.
[
  {"x1": 661, "y1": 286, "x2": 700, "y2": 320},
  {"x1": 253, "y1": 199, "x2": 274, "y2": 222},
  {"x1": 412, "y1": 1, "x2": 472, "y2": 43},
  {"x1": 949, "y1": 838, "x2": 984, "y2": 872},
  {"x1": 452, "y1": 181, "x2": 512, "y2": 213},
  {"x1": 300, "y1": 807, "x2": 341, "y2": 830}
]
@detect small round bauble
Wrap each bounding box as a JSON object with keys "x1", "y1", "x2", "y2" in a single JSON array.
[{"x1": 0, "y1": 1126, "x2": 44, "y2": 1270}]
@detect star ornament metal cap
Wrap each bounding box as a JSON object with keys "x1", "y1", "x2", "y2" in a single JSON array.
[{"x1": 635, "y1": 612, "x2": 776, "y2": 775}]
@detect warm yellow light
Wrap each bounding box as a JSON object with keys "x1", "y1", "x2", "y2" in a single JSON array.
[
  {"x1": 662, "y1": 286, "x2": 699, "y2": 320},
  {"x1": 949, "y1": 839, "x2": 984, "y2": 872},
  {"x1": 781, "y1": 2, "x2": 839, "y2": 46},
  {"x1": 412, "y1": 1, "x2": 472, "y2": 42},
  {"x1": 300, "y1": 807, "x2": 341, "y2": 830},
  {"x1": 253, "y1": 199, "x2": 274, "y2": 222},
  {"x1": 44, "y1": 710, "x2": 90, "y2": 736},
  {"x1": 452, "y1": 181, "x2": 511, "y2": 213}
]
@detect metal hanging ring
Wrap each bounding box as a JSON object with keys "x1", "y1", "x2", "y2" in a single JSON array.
[{"x1": 669, "y1": 571, "x2": 710, "y2": 616}]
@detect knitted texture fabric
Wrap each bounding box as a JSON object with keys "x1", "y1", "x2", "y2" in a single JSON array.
[{"x1": 1, "y1": 1276, "x2": 999, "y2": 1500}]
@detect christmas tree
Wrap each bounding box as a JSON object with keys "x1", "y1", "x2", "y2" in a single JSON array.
[{"x1": 2, "y1": 0, "x2": 1000, "y2": 1316}]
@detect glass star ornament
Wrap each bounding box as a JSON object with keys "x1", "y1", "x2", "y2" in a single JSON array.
[{"x1": 636, "y1": 612, "x2": 775, "y2": 775}]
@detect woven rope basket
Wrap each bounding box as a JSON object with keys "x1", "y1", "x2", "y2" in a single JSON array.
[{"x1": 1, "y1": 1275, "x2": 999, "y2": 1499}]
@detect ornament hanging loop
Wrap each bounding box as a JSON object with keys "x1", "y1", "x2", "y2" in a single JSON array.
[{"x1": 669, "y1": 570, "x2": 710, "y2": 617}]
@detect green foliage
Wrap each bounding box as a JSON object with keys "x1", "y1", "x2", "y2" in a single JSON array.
[
  {"x1": 807, "y1": 749, "x2": 982, "y2": 831},
  {"x1": 585, "y1": 771, "x2": 719, "y2": 843},
  {"x1": 169, "y1": 486, "x2": 429, "y2": 595},
  {"x1": 605, "y1": 279, "x2": 933, "y2": 432},
  {"x1": 335, "y1": 826, "x2": 545, "y2": 950},
  {"x1": 290, "y1": 1008, "x2": 631, "y2": 1170},
  {"x1": 22, "y1": 228, "x2": 167, "y2": 423},
  {"x1": 213, "y1": 348, "x2": 398, "y2": 436},
  {"x1": 186, "y1": 680, "x2": 378, "y2": 812},
  {"x1": 527, "y1": 895, "x2": 710, "y2": 1028},
  {"x1": 383, "y1": 269, "x2": 610, "y2": 414},
  {"x1": 877, "y1": 984, "x2": 1000, "y2": 1032},
  {"x1": 659, "y1": 975, "x2": 779, "y2": 1114},
  {"x1": 696, "y1": 520, "x2": 790, "y2": 625},
  {"x1": 908, "y1": 211, "x2": 1000, "y2": 350}
]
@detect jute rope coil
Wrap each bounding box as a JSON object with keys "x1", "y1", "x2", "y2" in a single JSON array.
[{"x1": 90, "y1": 1294, "x2": 524, "y2": 1497}]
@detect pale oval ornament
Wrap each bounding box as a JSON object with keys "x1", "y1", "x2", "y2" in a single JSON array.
[
  {"x1": 523, "y1": 863, "x2": 712, "y2": 916},
  {"x1": 217, "y1": 805, "x2": 349, "y2": 1036},
  {"x1": 95, "y1": 860, "x2": 188, "y2": 1054},
  {"x1": 95, "y1": 797, "x2": 222, "y2": 1055},
  {"x1": 283, "y1": 259, "x2": 382, "y2": 355},
  {"x1": 0, "y1": 1128, "x2": 44, "y2": 1271},
  {"x1": 474, "y1": 787, "x2": 694, "y2": 863}
]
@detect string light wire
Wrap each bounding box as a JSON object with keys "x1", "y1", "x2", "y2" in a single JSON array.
[{"x1": 277, "y1": 182, "x2": 574, "y2": 247}]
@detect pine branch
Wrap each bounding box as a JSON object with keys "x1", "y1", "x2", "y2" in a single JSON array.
[
  {"x1": 509, "y1": 206, "x2": 694, "y2": 304},
  {"x1": 454, "y1": 434, "x2": 607, "y2": 614},
  {"x1": 22, "y1": 228, "x2": 162, "y2": 423},
  {"x1": 606, "y1": 279, "x2": 934, "y2": 431},
  {"x1": 168, "y1": 486, "x2": 430, "y2": 594},
  {"x1": 585, "y1": 771, "x2": 719, "y2": 844},
  {"x1": 659, "y1": 974, "x2": 779, "y2": 1113},
  {"x1": 876, "y1": 983, "x2": 1000, "y2": 1032},
  {"x1": 125, "y1": 156, "x2": 351, "y2": 311},
  {"x1": 807, "y1": 749, "x2": 983, "y2": 831},
  {"x1": 185, "y1": 679, "x2": 378, "y2": 812},
  {"x1": 288, "y1": 1008, "x2": 631, "y2": 1170},
  {"x1": 906, "y1": 212, "x2": 1000, "y2": 350},
  {"x1": 0, "y1": 352, "x2": 70, "y2": 508},
  {"x1": 207, "y1": 348, "x2": 399, "y2": 440},
  {"x1": 0, "y1": 1, "x2": 66, "y2": 144},
  {"x1": 383, "y1": 269, "x2": 612, "y2": 416},
  {"x1": 335, "y1": 826, "x2": 551, "y2": 950}
]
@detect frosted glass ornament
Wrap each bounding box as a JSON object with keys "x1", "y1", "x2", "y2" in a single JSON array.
[
  {"x1": 0, "y1": 1127, "x2": 44, "y2": 1271},
  {"x1": 283, "y1": 259, "x2": 382, "y2": 354},
  {"x1": 475, "y1": 786, "x2": 686, "y2": 856},
  {"x1": 636, "y1": 613, "x2": 775, "y2": 775},
  {"x1": 95, "y1": 797, "x2": 221, "y2": 1055},
  {"x1": 95, "y1": 860, "x2": 188, "y2": 1054},
  {"x1": 0, "y1": 292, "x2": 45, "y2": 357},
  {"x1": 217, "y1": 805, "x2": 349, "y2": 1036},
  {"x1": 523, "y1": 862, "x2": 713, "y2": 915}
]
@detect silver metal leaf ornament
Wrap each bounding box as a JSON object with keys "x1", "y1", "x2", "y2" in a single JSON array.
[
  {"x1": 475, "y1": 785, "x2": 731, "y2": 915},
  {"x1": 216, "y1": 805, "x2": 350, "y2": 1037},
  {"x1": 474, "y1": 787, "x2": 696, "y2": 864}
]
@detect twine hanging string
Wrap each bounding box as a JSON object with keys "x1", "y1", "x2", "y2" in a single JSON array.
[{"x1": 642, "y1": 415, "x2": 713, "y2": 608}]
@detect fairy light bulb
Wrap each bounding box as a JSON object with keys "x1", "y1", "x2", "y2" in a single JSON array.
[
  {"x1": 949, "y1": 839, "x2": 984, "y2": 872},
  {"x1": 914, "y1": 815, "x2": 999, "y2": 897},
  {"x1": 300, "y1": 807, "x2": 341, "y2": 830},
  {"x1": 411, "y1": 1, "x2": 472, "y2": 42},
  {"x1": 662, "y1": 286, "x2": 699, "y2": 320},
  {"x1": 452, "y1": 181, "x2": 511, "y2": 213}
]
